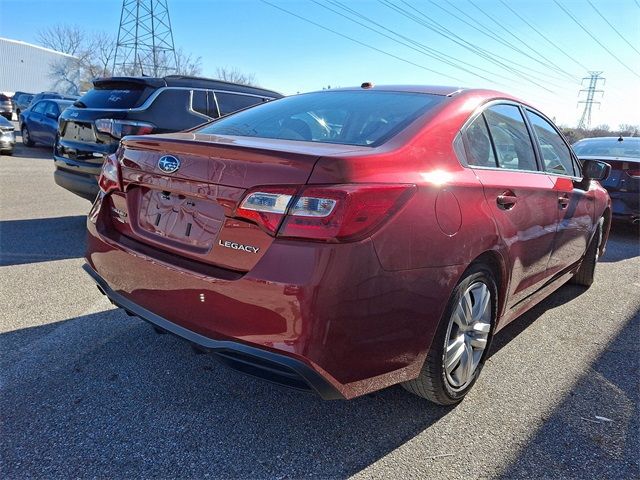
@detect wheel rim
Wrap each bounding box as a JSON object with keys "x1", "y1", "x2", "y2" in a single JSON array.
[{"x1": 444, "y1": 281, "x2": 492, "y2": 391}]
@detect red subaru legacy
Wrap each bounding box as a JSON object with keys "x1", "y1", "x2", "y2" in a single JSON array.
[{"x1": 84, "y1": 85, "x2": 611, "y2": 404}]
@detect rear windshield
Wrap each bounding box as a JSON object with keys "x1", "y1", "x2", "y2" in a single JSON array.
[
  {"x1": 197, "y1": 91, "x2": 443, "y2": 146},
  {"x1": 77, "y1": 83, "x2": 149, "y2": 109},
  {"x1": 573, "y1": 138, "x2": 640, "y2": 159}
]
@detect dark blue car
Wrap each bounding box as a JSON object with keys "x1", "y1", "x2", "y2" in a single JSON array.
[{"x1": 20, "y1": 99, "x2": 74, "y2": 147}]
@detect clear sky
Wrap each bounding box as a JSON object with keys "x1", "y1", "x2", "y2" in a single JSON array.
[{"x1": 1, "y1": 0, "x2": 638, "y2": 127}]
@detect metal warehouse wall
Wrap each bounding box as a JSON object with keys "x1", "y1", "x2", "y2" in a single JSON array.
[{"x1": 0, "y1": 37, "x2": 78, "y2": 94}]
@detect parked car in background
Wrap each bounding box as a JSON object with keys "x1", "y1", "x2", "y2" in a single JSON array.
[
  {"x1": 54, "y1": 75, "x2": 282, "y2": 201},
  {"x1": 14, "y1": 93, "x2": 34, "y2": 119},
  {"x1": 0, "y1": 115, "x2": 16, "y2": 154},
  {"x1": 0, "y1": 94, "x2": 13, "y2": 120},
  {"x1": 83, "y1": 85, "x2": 611, "y2": 405},
  {"x1": 20, "y1": 99, "x2": 74, "y2": 147},
  {"x1": 573, "y1": 136, "x2": 640, "y2": 224}
]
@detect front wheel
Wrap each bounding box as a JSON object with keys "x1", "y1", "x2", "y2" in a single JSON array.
[
  {"x1": 403, "y1": 264, "x2": 497, "y2": 405},
  {"x1": 570, "y1": 218, "x2": 603, "y2": 287},
  {"x1": 22, "y1": 125, "x2": 34, "y2": 147}
]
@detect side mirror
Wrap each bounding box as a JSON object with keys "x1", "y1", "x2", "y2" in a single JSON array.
[
  {"x1": 581, "y1": 159, "x2": 610, "y2": 181},
  {"x1": 45, "y1": 112, "x2": 57, "y2": 120}
]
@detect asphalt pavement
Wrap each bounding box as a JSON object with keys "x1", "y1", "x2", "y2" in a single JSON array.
[{"x1": 1, "y1": 137, "x2": 638, "y2": 479}]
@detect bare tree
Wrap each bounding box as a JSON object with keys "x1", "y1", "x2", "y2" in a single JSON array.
[
  {"x1": 37, "y1": 24, "x2": 85, "y2": 56},
  {"x1": 215, "y1": 67, "x2": 257, "y2": 86}
]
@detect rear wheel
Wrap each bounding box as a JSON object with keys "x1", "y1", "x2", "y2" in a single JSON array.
[
  {"x1": 570, "y1": 218, "x2": 603, "y2": 287},
  {"x1": 403, "y1": 264, "x2": 497, "y2": 405},
  {"x1": 22, "y1": 125, "x2": 34, "y2": 147}
]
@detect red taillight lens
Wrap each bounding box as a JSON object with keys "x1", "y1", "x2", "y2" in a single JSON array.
[
  {"x1": 95, "y1": 119, "x2": 155, "y2": 139},
  {"x1": 235, "y1": 184, "x2": 415, "y2": 241},
  {"x1": 280, "y1": 185, "x2": 415, "y2": 241},
  {"x1": 626, "y1": 168, "x2": 640, "y2": 178},
  {"x1": 98, "y1": 154, "x2": 121, "y2": 194}
]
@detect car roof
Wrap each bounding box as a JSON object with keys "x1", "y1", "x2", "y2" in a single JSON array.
[
  {"x1": 93, "y1": 75, "x2": 283, "y2": 98},
  {"x1": 575, "y1": 136, "x2": 639, "y2": 142},
  {"x1": 329, "y1": 84, "x2": 465, "y2": 96}
]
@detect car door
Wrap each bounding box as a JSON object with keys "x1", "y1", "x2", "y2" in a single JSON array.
[
  {"x1": 524, "y1": 109, "x2": 595, "y2": 276},
  {"x1": 28, "y1": 101, "x2": 48, "y2": 141},
  {"x1": 462, "y1": 103, "x2": 559, "y2": 307},
  {"x1": 41, "y1": 102, "x2": 61, "y2": 146}
]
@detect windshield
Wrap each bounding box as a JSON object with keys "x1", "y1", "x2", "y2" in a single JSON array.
[
  {"x1": 573, "y1": 138, "x2": 640, "y2": 159},
  {"x1": 198, "y1": 90, "x2": 444, "y2": 147}
]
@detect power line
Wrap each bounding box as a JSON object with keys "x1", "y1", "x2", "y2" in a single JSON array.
[
  {"x1": 259, "y1": 0, "x2": 467, "y2": 84},
  {"x1": 465, "y1": 0, "x2": 579, "y2": 81},
  {"x1": 314, "y1": 0, "x2": 511, "y2": 87},
  {"x1": 587, "y1": 0, "x2": 640, "y2": 56},
  {"x1": 497, "y1": 0, "x2": 590, "y2": 72},
  {"x1": 418, "y1": 0, "x2": 566, "y2": 86},
  {"x1": 553, "y1": 0, "x2": 640, "y2": 78}
]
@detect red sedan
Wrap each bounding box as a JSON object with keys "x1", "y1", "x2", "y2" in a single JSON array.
[{"x1": 84, "y1": 85, "x2": 611, "y2": 404}]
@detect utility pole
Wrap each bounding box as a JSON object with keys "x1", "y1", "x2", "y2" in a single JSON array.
[
  {"x1": 112, "y1": 0, "x2": 178, "y2": 77},
  {"x1": 577, "y1": 71, "x2": 605, "y2": 129}
]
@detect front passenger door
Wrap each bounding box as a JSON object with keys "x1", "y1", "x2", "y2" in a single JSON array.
[{"x1": 525, "y1": 109, "x2": 595, "y2": 275}]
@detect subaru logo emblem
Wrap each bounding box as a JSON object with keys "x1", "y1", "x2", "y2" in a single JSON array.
[{"x1": 158, "y1": 155, "x2": 180, "y2": 174}]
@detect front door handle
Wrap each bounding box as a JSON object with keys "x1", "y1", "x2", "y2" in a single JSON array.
[
  {"x1": 558, "y1": 194, "x2": 570, "y2": 209},
  {"x1": 497, "y1": 191, "x2": 517, "y2": 210}
]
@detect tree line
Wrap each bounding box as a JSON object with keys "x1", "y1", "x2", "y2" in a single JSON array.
[{"x1": 37, "y1": 24, "x2": 257, "y2": 94}]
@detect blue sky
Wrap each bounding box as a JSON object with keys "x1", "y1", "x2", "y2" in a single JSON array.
[{"x1": 1, "y1": 0, "x2": 638, "y2": 127}]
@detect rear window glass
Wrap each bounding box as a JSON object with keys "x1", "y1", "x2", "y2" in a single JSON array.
[
  {"x1": 573, "y1": 138, "x2": 640, "y2": 159},
  {"x1": 77, "y1": 85, "x2": 148, "y2": 109},
  {"x1": 198, "y1": 91, "x2": 443, "y2": 146}
]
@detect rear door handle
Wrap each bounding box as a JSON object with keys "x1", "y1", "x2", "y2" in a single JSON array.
[
  {"x1": 496, "y1": 191, "x2": 517, "y2": 210},
  {"x1": 558, "y1": 194, "x2": 570, "y2": 209}
]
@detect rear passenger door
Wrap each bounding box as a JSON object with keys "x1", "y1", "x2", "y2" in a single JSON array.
[
  {"x1": 462, "y1": 103, "x2": 559, "y2": 306},
  {"x1": 525, "y1": 109, "x2": 595, "y2": 275}
]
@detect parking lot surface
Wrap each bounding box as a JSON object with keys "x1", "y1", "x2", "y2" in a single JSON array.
[{"x1": 1, "y1": 138, "x2": 638, "y2": 479}]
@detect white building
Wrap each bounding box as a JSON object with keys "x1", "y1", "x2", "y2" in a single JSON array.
[{"x1": 0, "y1": 37, "x2": 79, "y2": 95}]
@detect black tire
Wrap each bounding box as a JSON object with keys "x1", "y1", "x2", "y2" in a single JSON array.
[
  {"x1": 402, "y1": 263, "x2": 497, "y2": 405},
  {"x1": 570, "y1": 218, "x2": 603, "y2": 287},
  {"x1": 22, "y1": 125, "x2": 34, "y2": 147}
]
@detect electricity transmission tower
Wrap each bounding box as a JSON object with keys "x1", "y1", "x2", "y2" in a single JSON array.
[
  {"x1": 577, "y1": 71, "x2": 605, "y2": 129},
  {"x1": 112, "y1": 0, "x2": 178, "y2": 76}
]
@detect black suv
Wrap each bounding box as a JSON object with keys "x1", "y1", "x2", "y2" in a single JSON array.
[{"x1": 54, "y1": 75, "x2": 282, "y2": 200}]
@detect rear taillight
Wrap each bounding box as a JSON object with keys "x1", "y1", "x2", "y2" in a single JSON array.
[
  {"x1": 235, "y1": 184, "x2": 415, "y2": 242},
  {"x1": 626, "y1": 168, "x2": 640, "y2": 178},
  {"x1": 95, "y1": 119, "x2": 155, "y2": 139},
  {"x1": 98, "y1": 154, "x2": 121, "y2": 194}
]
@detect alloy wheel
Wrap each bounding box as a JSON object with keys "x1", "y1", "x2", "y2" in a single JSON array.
[{"x1": 444, "y1": 281, "x2": 492, "y2": 391}]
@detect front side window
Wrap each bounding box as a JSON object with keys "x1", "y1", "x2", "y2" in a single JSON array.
[
  {"x1": 43, "y1": 102, "x2": 59, "y2": 118},
  {"x1": 484, "y1": 104, "x2": 538, "y2": 171},
  {"x1": 199, "y1": 91, "x2": 443, "y2": 147},
  {"x1": 462, "y1": 114, "x2": 497, "y2": 167},
  {"x1": 215, "y1": 92, "x2": 265, "y2": 116},
  {"x1": 31, "y1": 101, "x2": 46, "y2": 114},
  {"x1": 526, "y1": 110, "x2": 575, "y2": 176}
]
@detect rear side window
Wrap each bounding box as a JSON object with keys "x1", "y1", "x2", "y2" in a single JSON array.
[
  {"x1": 191, "y1": 90, "x2": 208, "y2": 116},
  {"x1": 526, "y1": 110, "x2": 575, "y2": 176},
  {"x1": 462, "y1": 115, "x2": 497, "y2": 167},
  {"x1": 215, "y1": 92, "x2": 264, "y2": 115},
  {"x1": 199, "y1": 91, "x2": 443, "y2": 147},
  {"x1": 77, "y1": 84, "x2": 149, "y2": 108},
  {"x1": 484, "y1": 104, "x2": 538, "y2": 171}
]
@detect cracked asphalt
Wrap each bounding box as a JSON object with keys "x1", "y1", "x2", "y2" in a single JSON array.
[{"x1": 1, "y1": 139, "x2": 638, "y2": 479}]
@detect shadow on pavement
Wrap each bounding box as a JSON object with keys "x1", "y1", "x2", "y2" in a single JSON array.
[
  {"x1": 0, "y1": 310, "x2": 451, "y2": 478},
  {"x1": 498, "y1": 308, "x2": 640, "y2": 479},
  {"x1": 0, "y1": 215, "x2": 87, "y2": 266},
  {"x1": 601, "y1": 223, "x2": 639, "y2": 263}
]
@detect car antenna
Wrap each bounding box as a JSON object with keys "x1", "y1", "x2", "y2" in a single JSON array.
[{"x1": 617, "y1": 135, "x2": 624, "y2": 142}]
